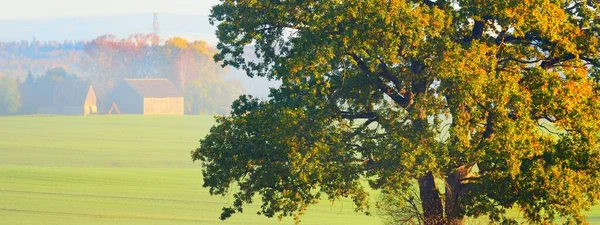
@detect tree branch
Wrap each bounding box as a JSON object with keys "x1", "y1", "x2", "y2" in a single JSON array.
[
  {"x1": 378, "y1": 59, "x2": 402, "y2": 91},
  {"x1": 349, "y1": 53, "x2": 411, "y2": 108},
  {"x1": 475, "y1": 111, "x2": 495, "y2": 151},
  {"x1": 472, "y1": 20, "x2": 485, "y2": 40},
  {"x1": 256, "y1": 23, "x2": 305, "y2": 32},
  {"x1": 423, "y1": 0, "x2": 437, "y2": 7},
  {"x1": 540, "y1": 54, "x2": 576, "y2": 69},
  {"x1": 341, "y1": 112, "x2": 377, "y2": 120},
  {"x1": 496, "y1": 32, "x2": 539, "y2": 45},
  {"x1": 498, "y1": 57, "x2": 543, "y2": 65},
  {"x1": 465, "y1": 16, "x2": 491, "y2": 43}
]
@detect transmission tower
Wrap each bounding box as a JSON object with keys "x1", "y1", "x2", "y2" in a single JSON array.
[{"x1": 153, "y1": 12, "x2": 160, "y2": 38}]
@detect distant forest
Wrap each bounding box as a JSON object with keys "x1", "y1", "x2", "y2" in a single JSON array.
[
  {"x1": 0, "y1": 39, "x2": 85, "y2": 77},
  {"x1": 0, "y1": 34, "x2": 244, "y2": 115}
]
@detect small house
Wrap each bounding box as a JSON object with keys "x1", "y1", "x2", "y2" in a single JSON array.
[{"x1": 110, "y1": 78, "x2": 184, "y2": 115}]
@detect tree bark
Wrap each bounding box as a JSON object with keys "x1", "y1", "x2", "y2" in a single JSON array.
[
  {"x1": 418, "y1": 172, "x2": 444, "y2": 225},
  {"x1": 445, "y1": 164, "x2": 474, "y2": 225}
]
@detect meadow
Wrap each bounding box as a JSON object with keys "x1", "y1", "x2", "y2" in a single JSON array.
[
  {"x1": 1, "y1": 116, "x2": 599, "y2": 225},
  {"x1": 0, "y1": 116, "x2": 380, "y2": 225}
]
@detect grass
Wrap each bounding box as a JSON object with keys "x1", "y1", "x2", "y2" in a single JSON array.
[
  {"x1": 0, "y1": 116, "x2": 598, "y2": 224},
  {"x1": 0, "y1": 115, "x2": 213, "y2": 167},
  {"x1": 0, "y1": 115, "x2": 381, "y2": 225}
]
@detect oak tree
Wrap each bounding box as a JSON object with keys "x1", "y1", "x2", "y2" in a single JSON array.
[{"x1": 193, "y1": 1, "x2": 600, "y2": 224}]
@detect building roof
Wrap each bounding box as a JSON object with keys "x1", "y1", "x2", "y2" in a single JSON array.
[
  {"x1": 124, "y1": 78, "x2": 183, "y2": 98},
  {"x1": 30, "y1": 81, "x2": 94, "y2": 107}
]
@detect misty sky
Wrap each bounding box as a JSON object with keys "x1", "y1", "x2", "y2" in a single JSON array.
[
  {"x1": 0, "y1": 0, "x2": 279, "y2": 98},
  {"x1": 0, "y1": 0, "x2": 220, "y2": 20}
]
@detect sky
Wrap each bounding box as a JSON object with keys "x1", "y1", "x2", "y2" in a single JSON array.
[
  {"x1": 0, "y1": 0, "x2": 222, "y2": 43},
  {"x1": 0, "y1": 0, "x2": 278, "y2": 97},
  {"x1": 0, "y1": 0, "x2": 220, "y2": 20}
]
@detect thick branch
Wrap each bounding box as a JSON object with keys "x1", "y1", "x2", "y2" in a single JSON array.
[
  {"x1": 465, "y1": 15, "x2": 491, "y2": 43},
  {"x1": 378, "y1": 59, "x2": 402, "y2": 90},
  {"x1": 350, "y1": 53, "x2": 411, "y2": 108},
  {"x1": 376, "y1": 79, "x2": 412, "y2": 108},
  {"x1": 472, "y1": 20, "x2": 485, "y2": 40},
  {"x1": 540, "y1": 54, "x2": 576, "y2": 69},
  {"x1": 475, "y1": 111, "x2": 495, "y2": 151}
]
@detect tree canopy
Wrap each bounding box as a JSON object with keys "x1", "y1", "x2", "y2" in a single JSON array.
[
  {"x1": 193, "y1": 1, "x2": 600, "y2": 224},
  {"x1": 37, "y1": 67, "x2": 78, "y2": 83}
]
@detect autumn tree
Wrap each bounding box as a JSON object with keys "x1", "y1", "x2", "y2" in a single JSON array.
[
  {"x1": 163, "y1": 37, "x2": 196, "y2": 90},
  {"x1": 121, "y1": 34, "x2": 161, "y2": 79},
  {"x1": 163, "y1": 37, "x2": 243, "y2": 114},
  {"x1": 0, "y1": 76, "x2": 21, "y2": 114},
  {"x1": 82, "y1": 34, "x2": 128, "y2": 107},
  {"x1": 193, "y1": 1, "x2": 600, "y2": 224},
  {"x1": 162, "y1": 37, "x2": 225, "y2": 90}
]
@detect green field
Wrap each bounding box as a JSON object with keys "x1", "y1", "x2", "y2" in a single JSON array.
[
  {"x1": 1, "y1": 116, "x2": 599, "y2": 224},
  {"x1": 0, "y1": 116, "x2": 381, "y2": 225}
]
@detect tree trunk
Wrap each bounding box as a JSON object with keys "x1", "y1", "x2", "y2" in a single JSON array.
[
  {"x1": 418, "y1": 172, "x2": 444, "y2": 225},
  {"x1": 445, "y1": 164, "x2": 474, "y2": 225},
  {"x1": 446, "y1": 217, "x2": 464, "y2": 225}
]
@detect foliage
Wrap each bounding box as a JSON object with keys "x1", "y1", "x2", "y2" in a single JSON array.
[
  {"x1": 0, "y1": 40, "x2": 86, "y2": 81},
  {"x1": 37, "y1": 67, "x2": 78, "y2": 83},
  {"x1": 17, "y1": 67, "x2": 81, "y2": 114},
  {"x1": 0, "y1": 76, "x2": 21, "y2": 114},
  {"x1": 162, "y1": 37, "x2": 224, "y2": 90},
  {"x1": 194, "y1": 0, "x2": 600, "y2": 224},
  {"x1": 184, "y1": 79, "x2": 244, "y2": 115}
]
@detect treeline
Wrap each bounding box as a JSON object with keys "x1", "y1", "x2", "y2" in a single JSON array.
[
  {"x1": 0, "y1": 34, "x2": 244, "y2": 115},
  {"x1": 0, "y1": 40, "x2": 86, "y2": 59},
  {"x1": 0, "y1": 40, "x2": 84, "y2": 78}
]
